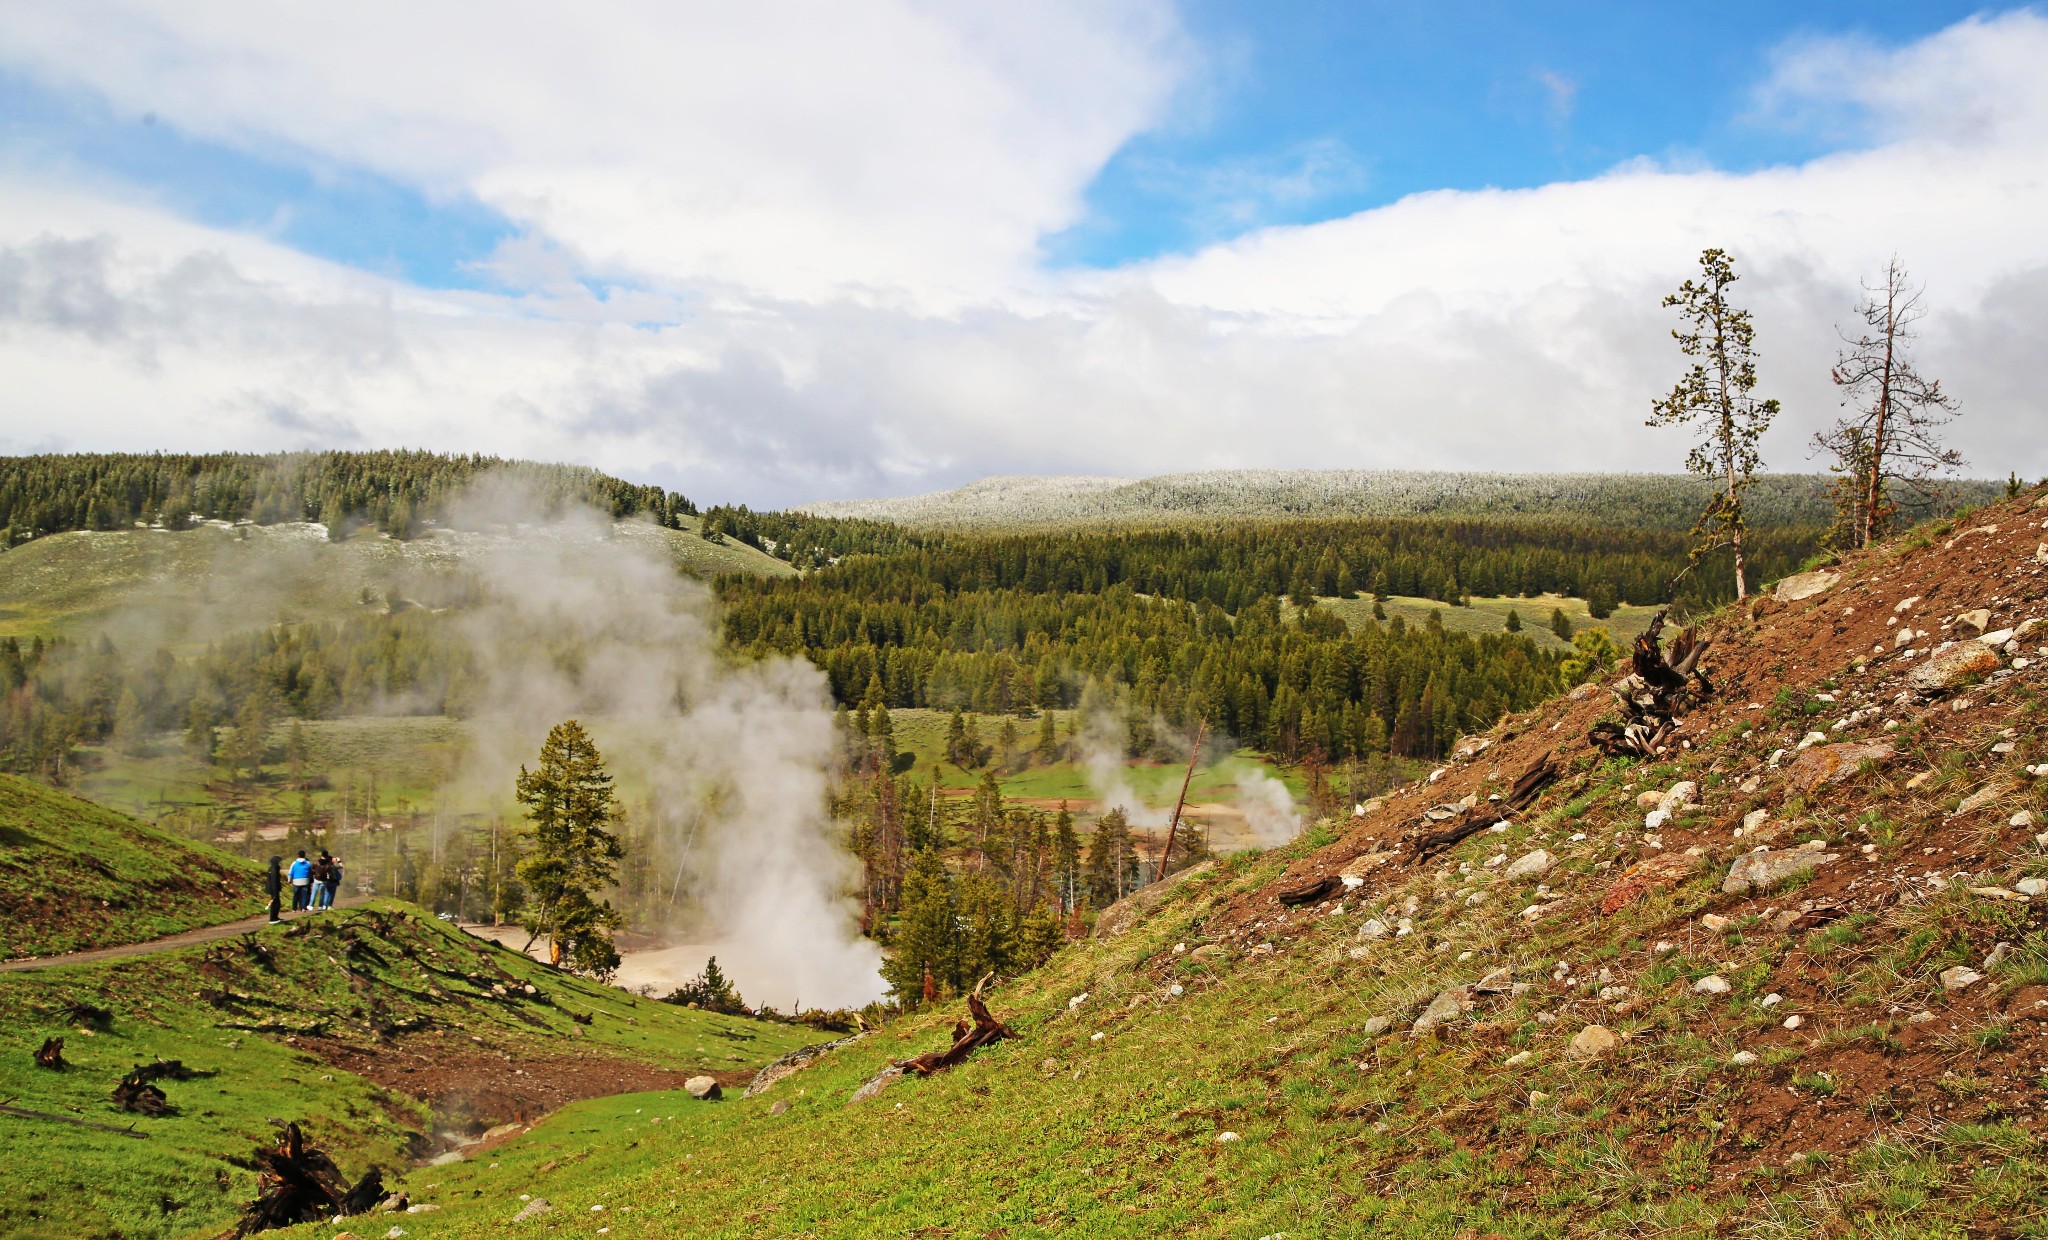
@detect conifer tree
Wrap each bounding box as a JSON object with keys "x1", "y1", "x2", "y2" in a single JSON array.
[
  {"x1": 513, "y1": 720, "x2": 626, "y2": 980},
  {"x1": 1649, "y1": 248, "x2": 1779, "y2": 599},
  {"x1": 884, "y1": 849, "x2": 956, "y2": 1004}
]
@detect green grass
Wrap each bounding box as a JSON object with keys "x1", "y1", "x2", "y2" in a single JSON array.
[
  {"x1": 0, "y1": 774, "x2": 261, "y2": 958},
  {"x1": 0, "y1": 517, "x2": 791, "y2": 643},
  {"x1": 0, "y1": 901, "x2": 817, "y2": 1240},
  {"x1": 1319, "y1": 592, "x2": 1662, "y2": 653}
]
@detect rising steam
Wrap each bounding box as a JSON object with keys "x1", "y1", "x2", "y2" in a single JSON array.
[{"x1": 433, "y1": 481, "x2": 884, "y2": 1009}]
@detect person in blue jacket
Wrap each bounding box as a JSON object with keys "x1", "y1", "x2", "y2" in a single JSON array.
[{"x1": 288, "y1": 850, "x2": 312, "y2": 911}]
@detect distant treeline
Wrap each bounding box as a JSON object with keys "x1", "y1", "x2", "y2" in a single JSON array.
[
  {"x1": 697, "y1": 503, "x2": 925, "y2": 568},
  {"x1": 0, "y1": 451, "x2": 697, "y2": 544}
]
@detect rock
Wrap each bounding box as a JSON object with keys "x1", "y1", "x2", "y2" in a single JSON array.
[
  {"x1": 1908, "y1": 643, "x2": 2002, "y2": 695},
  {"x1": 1693, "y1": 975, "x2": 1732, "y2": 995},
  {"x1": 1969, "y1": 886, "x2": 2029, "y2": 903},
  {"x1": 1473, "y1": 968, "x2": 1514, "y2": 994},
  {"x1": 1357, "y1": 919, "x2": 1390, "y2": 939},
  {"x1": 1774, "y1": 570, "x2": 1840, "y2": 602},
  {"x1": 1723, "y1": 847, "x2": 1839, "y2": 896},
  {"x1": 1657, "y1": 781, "x2": 1699, "y2": 813},
  {"x1": 1411, "y1": 988, "x2": 1473, "y2": 1035},
  {"x1": 2016, "y1": 811, "x2": 2039, "y2": 829},
  {"x1": 2018, "y1": 878, "x2": 2048, "y2": 897},
  {"x1": 1956, "y1": 780, "x2": 2016, "y2": 816},
  {"x1": 1569, "y1": 1025, "x2": 1620, "y2": 1059},
  {"x1": 1729, "y1": 1051, "x2": 1759, "y2": 1066},
  {"x1": 1644, "y1": 809, "x2": 1671, "y2": 831},
  {"x1": 1600, "y1": 852, "x2": 1702, "y2": 914},
  {"x1": 1094, "y1": 861, "x2": 1216, "y2": 938},
  {"x1": 1361, "y1": 1015, "x2": 1392, "y2": 1037},
  {"x1": 1338, "y1": 852, "x2": 1398, "y2": 888},
  {"x1": 1701, "y1": 913, "x2": 1732, "y2": 931},
  {"x1": 1908, "y1": 1010, "x2": 1936, "y2": 1024},
  {"x1": 1760, "y1": 993, "x2": 1783, "y2": 1008},
  {"x1": 1785, "y1": 741, "x2": 1895, "y2": 791},
  {"x1": 770, "y1": 1099, "x2": 790, "y2": 1116},
  {"x1": 1528, "y1": 1090, "x2": 1549, "y2": 1105},
  {"x1": 1568, "y1": 682, "x2": 1599, "y2": 701},
  {"x1": 1979, "y1": 627, "x2": 2018, "y2": 648},
  {"x1": 1503, "y1": 1050, "x2": 1533, "y2": 1066},
  {"x1": 511, "y1": 1198, "x2": 553, "y2": 1223},
  {"x1": 1782, "y1": 1014, "x2": 1804, "y2": 1030},
  {"x1": 1215, "y1": 1131, "x2": 1240, "y2": 1144},
  {"x1": 1956, "y1": 609, "x2": 1993, "y2": 634},
  {"x1": 1740, "y1": 809, "x2": 1770, "y2": 835},
  {"x1": 1940, "y1": 966, "x2": 1983, "y2": 990},
  {"x1": 1986, "y1": 942, "x2": 2014, "y2": 970},
  {"x1": 684, "y1": 1075, "x2": 722, "y2": 1100},
  {"x1": 1635, "y1": 790, "x2": 1666, "y2": 810}
]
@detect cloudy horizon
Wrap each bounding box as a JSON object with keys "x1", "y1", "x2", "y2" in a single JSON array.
[{"x1": 0, "y1": 2, "x2": 2042, "y2": 509}]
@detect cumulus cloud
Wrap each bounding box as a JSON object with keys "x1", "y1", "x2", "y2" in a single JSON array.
[{"x1": 0, "y1": 6, "x2": 2043, "y2": 501}]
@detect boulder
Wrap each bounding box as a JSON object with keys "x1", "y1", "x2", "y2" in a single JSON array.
[
  {"x1": 1723, "y1": 846, "x2": 1839, "y2": 896},
  {"x1": 1939, "y1": 966, "x2": 1983, "y2": 991},
  {"x1": 684, "y1": 1075, "x2": 723, "y2": 1101},
  {"x1": 1093, "y1": 861, "x2": 1216, "y2": 938},
  {"x1": 1907, "y1": 643, "x2": 2002, "y2": 695},
  {"x1": 1502, "y1": 849, "x2": 1554, "y2": 881},
  {"x1": 1600, "y1": 852, "x2": 1703, "y2": 914},
  {"x1": 1773, "y1": 570, "x2": 1840, "y2": 602},
  {"x1": 1956, "y1": 609, "x2": 1993, "y2": 634},
  {"x1": 1785, "y1": 741, "x2": 1895, "y2": 791},
  {"x1": 1569, "y1": 1024, "x2": 1620, "y2": 1059}
]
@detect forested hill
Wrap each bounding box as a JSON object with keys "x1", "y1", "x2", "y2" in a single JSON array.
[
  {"x1": 0, "y1": 450, "x2": 697, "y2": 544},
  {"x1": 801, "y1": 469, "x2": 2004, "y2": 531}
]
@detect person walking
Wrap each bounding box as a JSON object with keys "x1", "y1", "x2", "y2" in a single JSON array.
[
  {"x1": 265, "y1": 856, "x2": 284, "y2": 924},
  {"x1": 324, "y1": 856, "x2": 344, "y2": 908},
  {"x1": 308, "y1": 852, "x2": 333, "y2": 912},
  {"x1": 288, "y1": 850, "x2": 312, "y2": 912}
]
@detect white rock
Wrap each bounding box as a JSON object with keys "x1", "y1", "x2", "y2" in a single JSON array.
[
  {"x1": 1701, "y1": 913, "x2": 1732, "y2": 931},
  {"x1": 1782, "y1": 1015, "x2": 1804, "y2": 1030},
  {"x1": 1503, "y1": 1050, "x2": 1533, "y2": 1067},
  {"x1": 1693, "y1": 975, "x2": 1732, "y2": 995},
  {"x1": 1216, "y1": 1131, "x2": 1240, "y2": 1144},
  {"x1": 2014, "y1": 811, "x2": 2038, "y2": 829},
  {"x1": 1358, "y1": 919, "x2": 1390, "y2": 939},
  {"x1": 1644, "y1": 809, "x2": 1671, "y2": 831},
  {"x1": 1730, "y1": 1051, "x2": 1759, "y2": 1066},
  {"x1": 1760, "y1": 993, "x2": 1784, "y2": 1008},
  {"x1": 1090, "y1": 1031, "x2": 1105, "y2": 1042},
  {"x1": 2018, "y1": 878, "x2": 2048, "y2": 897},
  {"x1": 1742, "y1": 809, "x2": 1770, "y2": 833},
  {"x1": 1503, "y1": 849, "x2": 1554, "y2": 880},
  {"x1": 1939, "y1": 966, "x2": 1983, "y2": 990}
]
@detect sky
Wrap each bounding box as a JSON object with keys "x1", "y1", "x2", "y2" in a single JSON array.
[{"x1": 0, "y1": 1, "x2": 2041, "y2": 508}]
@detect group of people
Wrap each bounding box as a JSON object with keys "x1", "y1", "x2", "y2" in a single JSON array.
[{"x1": 289, "y1": 849, "x2": 344, "y2": 911}]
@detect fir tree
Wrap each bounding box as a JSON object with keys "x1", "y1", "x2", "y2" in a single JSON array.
[{"x1": 513, "y1": 720, "x2": 626, "y2": 980}]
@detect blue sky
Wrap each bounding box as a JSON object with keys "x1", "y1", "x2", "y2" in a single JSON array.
[
  {"x1": 0, "y1": 2, "x2": 1992, "y2": 292},
  {"x1": 1054, "y1": 0, "x2": 1992, "y2": 264}
]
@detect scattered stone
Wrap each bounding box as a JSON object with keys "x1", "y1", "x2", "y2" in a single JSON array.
[
  {"x1": 1658, "y1": 781, "x2": 1699, "y2": 813},
  {"x1": 511, "y1": 1198, "x2": 552, "y2": 1224},
  {"x1": 1970, "y1": 886, "x2": 2029, "y2": 903},
  {"x1": 1774, "y1": 570, "x2": 1840, "y2": 602},
  {"x1": 1740, "y1": 809, "x2": 1769, "y2": 834},
  {"x1": 1411, "y1": 988, "x2": 1473, "y2": 1035},
  {"x1": 1503, "y1": 1050, "x2": 1533, "y2": 1067},
  {"x1": 1693, "y1": 975, "x2": 1732, "y2": 996},
  {"x1": 1939, "y1": 966, "x2": 1983, "y2": 991},
  {"x1": 1635, "y1": 790, "x2": 1666, "y2": 810},
  {"x1": 1986, "y1": 942, "x2": 2014, "y2": 971},
  {"x1": 1528, "y1": 1090, "x2": 1549, "y2": 1106},
  {"x1": 1503, "y1": 849, "x2": 1554, "y2": 881},
  {"x1": 1956, "y1": 608, "x2": 1994, "y2": 634},
  {"x1": 1701, "y1": 913, "x2": 1732, "y2": 931},
  {"x1": 1473, "y1": 968, "x2": 1514, "y2": 994},
  {"x1": 1786, "y1": 741, "x2": 1895, "y2": 791},
  {"x1": 1339, "y1": 851, "x2": 1398, "y2": 888},
  {"x1": 1956, "y1": 781, "x2": 2016, "y2": 817},
  {"x1": 1761, "y1": 993, "x2": 1784, "y2": 1008},
  {"x1": 1601, "y1": 852, "x2": 1703, "y2": 914},
  {"x1": 1569, "y1": 1025, "x2": 1620, "y2": 1059},
  {"x1": 1908, "y1": 1010, "x2": 1936, "y2": 1024},
  {"x1": 2015, "y1": 811, "x2": 2039, "y2": 829},
  {"x1": 684, "y1": 1076, "x2": 722, "y2": 1101},
  {"x1": 1216, "y1": 1131, "x2": 1240, "y2": 1144},
  {"x1": 1782, "y1": 1015, "x2": 1804, "y2": 1030},
  {"x1": 1908, "y1": 643, "x2": 2002, "y2": 695},
  {"x1": 1361, "y1": 1015, "x2": 1391, "y2": 1037},
  {"x1": 1723, "y1": 847, "x2": 1839, "y2": 896},
  {"x1": 1730, "y1": 1051, "x2": 1759, "y2": 1066},
  {"x1": 2018, "y1": 878, "x2": 2048, "y2": 897},
  {"x1": 1357, "y1": 919, "x2": 1390, "y2": 940},
  {"x1": 770, "y1": 1100, "x2": 790, "y2": 1116}
]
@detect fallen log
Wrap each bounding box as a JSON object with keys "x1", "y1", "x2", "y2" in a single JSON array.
[
  {"x1": 34, "y1": 1037, "x2": 64, "y2": 1070},
  {"x1": 850, "y1": 976, "x2": 1014, "y2": 1103},
  {"x1": 1275, "y1": 874, "x2": 1340, "y2": 907},
  {"x1": 0, "y1": 1101, "x2": 146, "y2": 1137},
  {"x1": 1588, "y1": 610, "x2": 1712, "y2": 760},
  {"x1": 1413, "y1": 807, "x2": 1502, "y2": 862},
  {"x1": 1504, "y1": 752, "x2": 1560, "y2": 813}
]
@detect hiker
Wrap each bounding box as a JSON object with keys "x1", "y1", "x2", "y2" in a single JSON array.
[
  {"x1": 288, "y1": 850, "x2": 312, "y2": 911},
  {"x1": 308, "y1": 852, "x2": 333, "y2": 911},
  {"x1": 266, "y1": 856, "x2": 283, "y2": 924},
  {"x1": 324, "y1": 856, "x2": 344, "y2": 908}
]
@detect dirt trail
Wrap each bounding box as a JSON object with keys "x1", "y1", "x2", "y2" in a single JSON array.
[{"x1": 0, "y1": 897, "x2": 366, "y2": 972}]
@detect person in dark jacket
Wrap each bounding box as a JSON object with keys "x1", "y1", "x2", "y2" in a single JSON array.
[
  {"x1": 266, "y1": 856, "x2": 284, "y2": 924},
  {"x1": 309, "y1": 852, "x2": 333, "y2": 911},
  {"x1": 324, "y1": 856, "x2": 344, "y2": 908}
]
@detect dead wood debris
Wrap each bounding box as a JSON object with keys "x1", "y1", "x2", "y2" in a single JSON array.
[
  {"x1": 111, "y1": 1068, "x2": 172, "y2": 1116},
  {"x1": 850, "y1": 975, "x2": 1013, "y2": 1103},
  {"x1": 226, "y1": 1120, "x2": 384, "y2": 1237},
  {"x1": 1275, "y1": 875, "x2": 1340, "y2": 906},
  {"x1": 34, "y1": 1036, "x2": 64, "y2": 1069},
  {"x1": 1408, "y1": 752, "x2": 1560, "y2": 863},
  {"x1": 1587, "y1": 609, "x2": 1712, "y2": 759}
]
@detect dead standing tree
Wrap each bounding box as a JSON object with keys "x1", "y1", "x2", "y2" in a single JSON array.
[
  {"x1": 1814, "y1": 255, "x2": 1963, "y2": 549},
  {"x1": 1588, "y1": 610, "x2": 1712, "y2": 759},
  {"x1": 1649, "y1": 248, "x2": 1780, "y2": 601}
]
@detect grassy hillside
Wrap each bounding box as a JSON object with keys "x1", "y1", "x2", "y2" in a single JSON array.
[
  {"x1": 357, "y1": 487, "x2": 2048, "y2": 1237},
  {"x1": 800, "y1": 469, "x2": 2003, "y2": 531},
  {"x1": 0, "y1": 901, "x2": 819, "y2": 1240},
  {"x1": 1320, "y1": 592, "x2": 1662, "y2": 653},
  {"x1": 0, "y1": 774, "x2": 260, "y2": 959},
  {"x1": 0, "y1": 515, "x2": 790, "y2": 642}
]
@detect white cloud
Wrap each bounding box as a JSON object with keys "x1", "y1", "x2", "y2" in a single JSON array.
[{"x1": 0, "y1": 7, "x2": 2044, "y2": 504}]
